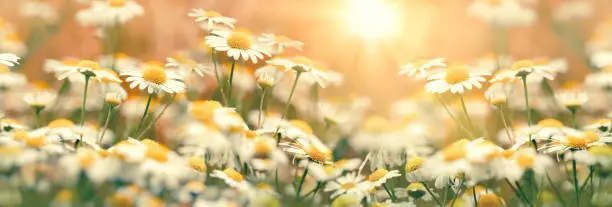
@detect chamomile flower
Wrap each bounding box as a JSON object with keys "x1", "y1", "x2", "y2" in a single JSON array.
[
  {"x1": 585, "y1": 66, "x2": 612, "y2": 90},
  {"x1": 494, "y1": 148, "x2": 554, "y2": 182},
  {"x1": 57, "y1": 60, "x2": 121, "y2": 82},
  {"x1": 477, "y1": 193, "x2": 506, "y2": 207},
  {"x1": 258, "y1": 33, "x2": 304, "y2": 54},
  {"x1": 188, "y1": 9, "x2": 236, "y2": 31},
  {"x1": 363, "y1": 168, "x2": 401, "y2": 189},
  {"x1": 278, "y1": 136, "x2": 333, "y2": 165},
  {"x1": 0, "y1": 53, "x2": 19, "y2": 67},
  {"x1": 510, "y1": 59, "x2": 555, "y2": 79},
  {"x1": 210, "y1": 168, "x2": 251, "y2": 191},
  {"x1": 424, "y1": 65, "x2": 489, "y2": 94},
  {"x1": 121, "y1": 64, "x2": 186, "y2": 94},
  {"x1": 23, "y1": 90, "x2": 57, "y2": 110},
  {"x1": 404, "y1": 156, "x2": 429, "y2": 182},
  {"x1": 467, "y1": 0, "x2": 537, "y2": 27},
  {"x1": 0, "y1": 64, "x2": 27, "y2": 89},
  {"x1": 555, "y1": 90, "x2": 588, "y2": 110},
  {"x1": 583, "y1": 118, "x2": 612, "y2": 133},
  {"x1": 399, "y1": 58, "x2": 446, "y2": 79},
  {"x1": 538, "y1": 129, "x2": 612, "y2": 154},
  {"x1": 324, "y1": 172, "x2": 368, "y2": 199},
  {"x1": 566, "y1": 145, "x2": 612, "y2": 168},
  {"x1": 205, "y1": 30, "x2": 270, "y2": 64},
  {"x1": 266, "y1": 56, "x2": 329, "y2": 88},
  {"x1": 165, "y1": 56, "x2": 212, "y2": 78},
  {"x1": 75, "y1": 0, "x2": 144, "y2": 27}
]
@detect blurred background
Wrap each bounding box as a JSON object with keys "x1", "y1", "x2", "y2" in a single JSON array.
[{"x1": 1, "y1": 0, "x2": 611, "y2": 112}]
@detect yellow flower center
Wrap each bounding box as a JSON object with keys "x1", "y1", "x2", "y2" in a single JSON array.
[
  {"x1": 516, "y1": 154, "x2": 534, "y2": 168},
  {"x1": 443, "y1": 143, "x2": 467, "y2": 162},
  {"x1": 55, "y1": 189, "x2": 74, "y2": 202},
  {"x1": 290, "y1": 119, "x2": 314, "y2": 135},
  {"x1": 26, "y1": 136, "x2": 47, "y2": 147},
  {"x1": 478, "y1": 194, "x2": 503, "y2": 207},
  {"x1": 187, "y1": 156, "x2": 207, "y2": 172},
  {"x1": 584, "y1": 130, "x2": 600, "y2": 143},
  {"x1": 537, "y1": 118, "x2": 564, "y2": 128},
  {"x1": 190, "y1": 100, "x2": 222, "y2": 122},
  {"x1": 143, "y1": 139, "x2": 170, "y2": 162},
  {"x1": 562, "y1": 81, "x2": 581, "y2": 90},
  {"x1": 566, "y1": 136, "x2": 587, "y2": 148},
  {"x1": 78, "y1": 151, "x2": 97, "y2": 168},
  {"x1": 110, "y1": 195, "x2": 132, "y2": 207},
  {"x1": 367, "y1": 169, "x2": 389, "y2": 182},
  {"x1": 407, "y1": 183, "x2": 425, "y2": 191},
  {"x1": 227, "y1": 32, "x2": 252, "y2": 50},
  {"x1": 257, "y1": 183, "x2": 273, "y2": 190},
  {"x1": 108, "y1": 0, "x2": 127, "y2": 7},
  {"x1": 511, "y1": 60, "x2": 535, "y2": 71},
  {"x1": 405, "y1": 156, "x2": 425, "y2": 172},
  {"x1": 99, "y1": 68, "x2": 120, "y2": 83},
  {"x1": 340, "y1": 182, "x2": 356, "y2": 190},
  {"x1": 6, "y1": 33, "x2": 20, "y2": 42},
  {"x1": 32, "y1": 81, "x2": 49, "y2": 89},
  {"x1": 0, "y1": 65, "x2": 9, "y2": 73},
  {"x1": 444, "y1": 66, "x2": 470, "y2": 84},
  {"x1": 206, "y1": 11, "x2": 222, "y2": 17},
  {"x1": 48, "y1": 118, "x2": 75, "y2": 128},
  {"x1": 307, "y1": 146, "x2": 329, "y2": 163},
  {"x1": 335, "y1": 159, "x2": 349, "y2": 168},
  {"x1": 13, "y1": 130, "x2": 28, "y2": 141},
  {"x1": 142, "y1": 65, "x2": 167, "y2": 84},
  {"x1": 254, "y1": 140, "x2": 272, "y2": 154},
  {"x1": 588, "y1": 145, "x2": 612, "y2": 156},
  {"x1": 223, "y1": 168, "x2": 245, "y2": 182},
  {"x1": 77, "y1": 60, "x2": 101, "y2": 71},
  {"x1": 501, "y1": 149, "x2": 515, "y2": 158}
]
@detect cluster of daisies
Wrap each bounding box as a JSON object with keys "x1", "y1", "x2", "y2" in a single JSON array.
[{"x1": 2, "y1": 0, "x2": 612, "y2": 207}]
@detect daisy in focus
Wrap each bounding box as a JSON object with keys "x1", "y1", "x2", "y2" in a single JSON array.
[
  {"x1": 424, "y1": 65, "x2": 489, "y2": 94},
  {"x1": 121, "y1": 63, "x2": 186, "y2": 94},
  {"x1": 205, "y1": 30, "x2": 270, "y2": 64}
]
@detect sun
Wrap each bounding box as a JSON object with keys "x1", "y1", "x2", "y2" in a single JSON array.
[{"x1": 345, "y1": 0, "x2": 400, "y2": 39}]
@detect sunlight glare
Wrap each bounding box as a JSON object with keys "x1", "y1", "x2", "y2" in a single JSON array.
[{"x1": 345, "y1": 0, "x2": 400, "y2": 39}]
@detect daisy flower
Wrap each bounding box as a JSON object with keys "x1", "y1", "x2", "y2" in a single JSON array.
[
  {"x1": 585, "y1": 66, "x2": 612, "y2": 90},
  {"x1": 583, "y1": 118, "x2": 612, "y2": 133},
  {"x1": 205, "y1": 30, "x2": 270, "y2": 64},
  {"x1": 0, "y1": 64, "x2": 27, "y2": 89},
  {"x1": 324, "y1": 172, "x2": 368, "y2": 199},
  {"x1": 398, "y1": 58, "x2": 446, "y2": 79},
  {"x1": 23, "y1": 90, "x2": 57, "y2": 110},
  {"x1": 403, "y1": 182, "x2": 437, "y2": 202},
  {"x1": 75, "y1": 0, "x2": 144, "y2": 27},
  {"x1": 188, "y1": 9, "x2": 236, "y2": 31},
  {"x1": 210, "y1": 168, "x2": 251, "y2": 191},
  {"x1": 57, "y1": 60, "x2": 121, "y2": 82},
  {"x1": 566, "y1": 145, "x2": 612, "y2": 168},
  {"x1": 467, "y1": 0, "x2": 537, "y2": 27},
  {"x1": 555, "y1": 89, "x2": 588, "y2": 111},
  {"x1": 537, "y1": 129, "x2": 612, "y2": 154},
  {"x1": 278, "y1": 135, "x2": 333, "y2": 165},
  {"x1": 424, "y1": 65, "x2": 489, "y2": 94},
  {"x1": 165, "y1": 56, "x2": 212, "y2": 77},
  {"x1": 363, "y1": 168, "x2": 401, "y2": 190},
  {"x1": 0, "y1": 53, "x2": 19, "y2": 67},
  {"x1": 266, "y1": 56, "x2": 329, "y2": 88},
  {"x1": 121, "y1": 64, "x2": 186, "y2": 94},
  {"x1": 510, "y1": 59, "x2": 555, "y2": 79},
  {"x1": 493, "y1": 148, "x2": 554, "y2": 182},
  {"x1": 404, "y1": 156, "x2": 430, "y2": 183},
  {"x1": 476, "y1": 193, "x2": 506, "y2": 207},
  {"x1": 258, "y1": 33, "x2": 304, "y2": 54}
]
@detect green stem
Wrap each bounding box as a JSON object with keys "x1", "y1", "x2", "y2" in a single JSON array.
[
  {"x1": 98, "y1": 105, "x2": 114, "y2": 145},
  {"x1": 274, "y1": 72, "x2": 302, "y2": 143},
  {"x1": 210, "y1": 49, "x2": 227, "y2": 105},
  {"x1": 34, "y1": 107, "x2": 42, "y2": 128},
  {"x1": 570, "y1": 108, "x2": 578, "y2": 128},
  {"x1": 545, "y1": 173, "x2": 566, "y2": 206},
  {"x1": 134, "y1": 93, "x2": 154, "y2": 136},
  {"x1": 136, "y1": 94, "x2": 177, "y2": 139},
  {"x1": 572, "y1": 159, "x2": 580, "y2": 207},
  {"x1": 472, "y1": 186, "x2": 478, "y2": 207},
  {"x1": 382, "y1": 183, "x2": 396, "y2": 202},
  {"x1": 227, "y1": 60, "x2": 236, "y2": 106},
  {"x1": 498, "y1": 106, "x2": 514, "y2": 144},
  {"x1": 257, "y1": 88, "x2": 267, "y2": 128},
  {"x1": 459, "y1": 94, "x2": 476, "y2": 137},
  {"x1": 295, "y1": 164, "x2": 309, "y2": 200},
  {"x1": 436, "y1": 95, "x2": 475, "y2": 139},
  {"x1": 275, "y1": 167, "x2": 280, "y2": 192},
  {"x1": 521, "y1": 76, "x2": 531, "y2": 125},
  {"x1": 423, "y1": 183, "x2": 442, "y2": 206},
  {"x1": 80, "y1": 76, "x2": 91, "y2": 126},
  {"x1": 505, "y1": 179, "x2": 532, "y2": 207}
]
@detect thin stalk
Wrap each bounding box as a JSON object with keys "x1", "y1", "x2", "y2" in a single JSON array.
[
  {"x1": 134, "y1": 93, "x2": 154, "y2": 136},
  {"x1": 572, "y1": 159, "x2": 580, "y2": 207},
  {"x1": 570, "y1": 108, "x2": 578, "y2": 128},
  {"x1": 210, "y1": 49, "x2": 227, "y2": 105},
  {"x1": 521, "y1": 76, "x2": 532, "y2": 125},
  {"x1": 274, "y1": 72, "x2": 302, "y2": 143},
  {"x1": 545, "y1": 173, "x2": 567, "y2": 206},
  {"x1": 505, "y1": 179, "x2": 532, "y2": 207},
  {"x1": 136, "y1": 94, "x2": 177, "y2": 139},
  {"x1": 435, "y1": 95, "x2": 474, "y2": 138},
  {"x1": 515, "y1": 181, "x2": 531, "y2": 206},
  {"x1": 257, "y1": 88, "x2": 267, "y2": 128},
  {"x1": 227, "y1": 60, "x2": 237, "y2": 106},
  {"x1": 275, "y1": 168, "x2": 280, "y2": 191},
  {"x1": 423, "y1": 183, "x2": 443, "y2": 206},
  {"x1": 34, "y1": 107, "x2": 42, "y2": 128},
  {"x1": 459, "y1": 94, "x2": 476, "y2": 137},
  {"x1": 498, "y1": 106, "x2": 514, "y2": 144},
  {"x1": 80, "y1": 75, "x2": 91, "y2": 126},
  {"x1": 98, "y1": 105, "x2": 114, "y2": 145},
  {"x1": 295, "y1": 164, "x2": 309, "y2": 200},
  {"x1": 382, "y1": 183, "x2": 396, "y2": 202},
  {"x1": 472, "y1": 186, "x2": 478, "y2": 207}
]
